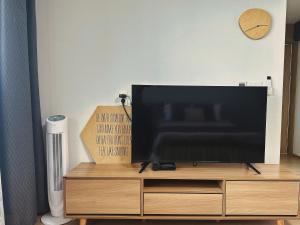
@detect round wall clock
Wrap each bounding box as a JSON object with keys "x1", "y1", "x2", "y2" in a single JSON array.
[{"x1": 239, "y1": 8, "x2": 272, "y2": 40}]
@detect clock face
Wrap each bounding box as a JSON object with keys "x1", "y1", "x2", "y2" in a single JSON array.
[{"x1": 239, "y1": 8, "x2": 272, "y2": 40}]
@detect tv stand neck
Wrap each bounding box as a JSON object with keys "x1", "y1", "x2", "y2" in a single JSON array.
[
  {"x1": 246, "y1": 163, "x2": 261, "y2": 175},
  {"x1": 139, "y1": 161, "x2": 151, "y2": 173}
]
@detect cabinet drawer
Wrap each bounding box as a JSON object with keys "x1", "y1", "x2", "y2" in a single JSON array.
[
  {"x1": 226, "y1": 181, "x2": 299, "y2": 215},
  {"x1": 144, "y1": 193, "x2": 223, "y2": 215},
  {"x1": 65, "y1": 179, "x2": 140, "y2": 214}
]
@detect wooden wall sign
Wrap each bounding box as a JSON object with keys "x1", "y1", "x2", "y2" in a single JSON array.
[{"x1": 81, "y1": 106, "x2": 131, "y2": 164}]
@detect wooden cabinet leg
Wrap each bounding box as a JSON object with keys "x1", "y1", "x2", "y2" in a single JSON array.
[
  {"x1": 80, "y1": 218, "x2": 87, "y2": 225},
  {"x1": 277, "y1": 220, "x2": 285, "y2": 225}
]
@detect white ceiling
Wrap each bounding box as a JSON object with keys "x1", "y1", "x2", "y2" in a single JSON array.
[{"x1": 287, "y1": 0, "x2": 300, "y2": 24}]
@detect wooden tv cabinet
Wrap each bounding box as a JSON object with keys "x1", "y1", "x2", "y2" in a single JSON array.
[{"x1": 64, "y1": 163, "x2": 300, "y2": 225}]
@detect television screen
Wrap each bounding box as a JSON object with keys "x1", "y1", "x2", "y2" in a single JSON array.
[{"x1": 132, "y1": 85, "x2": 267, "y2": 163}]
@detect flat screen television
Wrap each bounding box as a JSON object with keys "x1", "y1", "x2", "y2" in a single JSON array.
[{"x1": 132, "y1": 85, "x2": 267, "y2": 164}]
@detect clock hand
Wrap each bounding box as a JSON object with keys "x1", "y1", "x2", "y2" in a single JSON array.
[
  {"x1": 245, "y1": 25, "x2": 258, "y2": 32},
  {"x1": 245, "y1": 24, "x2": 268, "y2": 32}
]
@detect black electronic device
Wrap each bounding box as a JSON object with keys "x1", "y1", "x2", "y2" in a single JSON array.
[{"x1": 132, "y1": 85, "x2": 267, "y2": 172}]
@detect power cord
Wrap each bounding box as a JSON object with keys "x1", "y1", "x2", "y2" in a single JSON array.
[{"x1": 119, "y1": 94, "x2": 132, "y2": 122}]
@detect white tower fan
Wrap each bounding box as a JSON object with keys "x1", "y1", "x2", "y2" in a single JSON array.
[{"x1": 41, "y1": 115, "x2": 72, "y2": 225}]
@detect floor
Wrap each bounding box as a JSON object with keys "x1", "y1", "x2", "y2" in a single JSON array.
[{"x1": 36, "y1": 156, "x2": 300, "y2": 225}]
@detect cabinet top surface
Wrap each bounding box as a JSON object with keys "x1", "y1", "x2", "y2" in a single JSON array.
[{"x1": 65, "y1": 163, "x2": 300, "y2": 181}]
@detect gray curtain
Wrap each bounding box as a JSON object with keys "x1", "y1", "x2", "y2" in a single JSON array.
[{"x1": 0, "y1": 0, "x2": 49, "y2": 225}]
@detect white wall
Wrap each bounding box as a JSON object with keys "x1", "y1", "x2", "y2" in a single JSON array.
[{"x1": 36, "y1": 0, "x2": 287, "y2": 168}]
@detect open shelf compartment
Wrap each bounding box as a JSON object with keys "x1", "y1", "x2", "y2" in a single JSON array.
[{"x1": 143, "y1": 179, "x2": 223, "y2": 194}]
